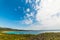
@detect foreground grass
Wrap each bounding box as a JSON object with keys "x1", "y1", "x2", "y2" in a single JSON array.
[
  {"x1": 0, "y1": 33, "x2": 36, "y2": 40},
  {"x1": 35, "y1": 32, "x2": 60, "y2": 40},
  {"x1": 1, "y1": 32, "x2": 60, "y2": 40}
]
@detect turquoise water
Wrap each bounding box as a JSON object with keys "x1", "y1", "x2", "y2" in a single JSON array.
[
  {"x1": 5, "y1": 30, "x2": 60, "y2": 34},
  {"x1": 5, "y1": 30, "x2": 44, "y2": 34}
]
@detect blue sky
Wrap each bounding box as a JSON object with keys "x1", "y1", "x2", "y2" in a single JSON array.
[
  {"x1": 0, "y1": 0, "x2": 60, "y2": 30},
  {"x1": 0, "y1": 0, "x2": 40, "y2": 29}
]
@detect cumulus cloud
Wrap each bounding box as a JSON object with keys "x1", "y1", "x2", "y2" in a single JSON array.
[
  {"x1": 21, "y1": 0, "x2": 60, "y2": 30},
  {"x1": 22, "y1": 18, "x2": 33, "y2": 25},
  {"x1": 17, "y1": 0, "x2": 60, "y2": 30},
  {"x1": 35, "y1": 0, "x2": 60, "y2": 30}
]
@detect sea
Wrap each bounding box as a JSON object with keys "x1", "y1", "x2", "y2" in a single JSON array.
[{"x1": 4, "y1": 30, "x2": 60, "y2": 34}]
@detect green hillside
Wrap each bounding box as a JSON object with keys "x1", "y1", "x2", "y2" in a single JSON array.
[
  {"x1": 33, "y1": 32, "x2": 60, "y2": 40},
  {"x1": 0, "y1": 32, "x2": 60, "y2": 40},
  {"x1": 0, "y1": 27, "x2": 60, "y2": 40},
  {"x1": 0, "y1": 27, "x2": 21, "y2": 31}
]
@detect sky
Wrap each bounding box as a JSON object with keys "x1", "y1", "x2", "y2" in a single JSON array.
[{"x1": 0, "y1": 0, "x2": 60, "y2": 30}]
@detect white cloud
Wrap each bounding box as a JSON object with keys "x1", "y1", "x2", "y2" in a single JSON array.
[
  {"x1": 23, "y1": 18, "x2": 32, "y2": 25},
  {"x1": 17, "y1": 0, "x2": 60, "y2": 30},
  {"x1": 35, "y1": 0, "x2": 60, "y2": 30},
  {"x1": 26, "y1": 0, "x2": 29, "y2": 3},
  {"x1": 20, "y1": 0, "x2": 60, "y2": 30},
  {"x1": 26, "y1": 8, "x2": 30, "y2": 12},
  {"x1": 26, "y1": 0, "x2": 32, "y2": 3}
]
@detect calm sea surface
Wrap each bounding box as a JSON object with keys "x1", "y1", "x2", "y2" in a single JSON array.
[{"x1": 5, "y1": 30, "x2": 60, "y2": 34}]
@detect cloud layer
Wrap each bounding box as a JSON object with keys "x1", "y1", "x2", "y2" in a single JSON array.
[
  {"x1": 35, "y1": 0, "x2": 60, "y2": 30},
  {"x1": 22, "y1": 0, "x2": 60, "y2": 30},
  {"x1": 17, "y1": 0, "x2": 60, "y2": 30}
]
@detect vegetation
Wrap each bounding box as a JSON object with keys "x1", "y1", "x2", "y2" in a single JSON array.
[
  {"x1": 0, "y1": 28, "x2": 60, "y2": 40},
  {"x1": 0, "y1": 27, "x2": 22, "y2": 31},
  {"x1": 0, "y1": 32, "x2": 60, "y2": 40},
  {"x1": 0, "y1": 33, "x2": 36, "y2": 40},
  {"x1": 33, "y1": 32, "x2": 60, "y2": 40}
]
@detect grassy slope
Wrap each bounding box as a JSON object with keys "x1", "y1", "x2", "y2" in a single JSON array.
[
  {"x1": 0, "y1": 33, "x2": 36, "y2": 40},
  {"x1": 0, "y1": 32, "x2": 60, "y2": 40},
  {"x1": 34, "y1": 32, "x2": 60, "y2": 40},
  {"x1": 0, "y1": 28, "x2": 60, "y2": 40}
]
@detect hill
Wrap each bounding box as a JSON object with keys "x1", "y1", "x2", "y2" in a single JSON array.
[{"x1": 0, "y1": 27, "x2": 21, "y2": 31}]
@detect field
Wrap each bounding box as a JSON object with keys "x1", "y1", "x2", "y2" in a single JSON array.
[{"x1": 0, "y1": 32, "x2": 60, "y2": 40}]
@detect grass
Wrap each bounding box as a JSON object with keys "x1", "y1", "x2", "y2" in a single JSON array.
[
  {"x1": 0, "y1": 32, "x2": 36, "y2": 40},
  {"x1": 0, "y1": 27, "x2": 60, "y2": 40},
  {"x1": 1, "y1": 32, "x2": 60, "y2": 40}
]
